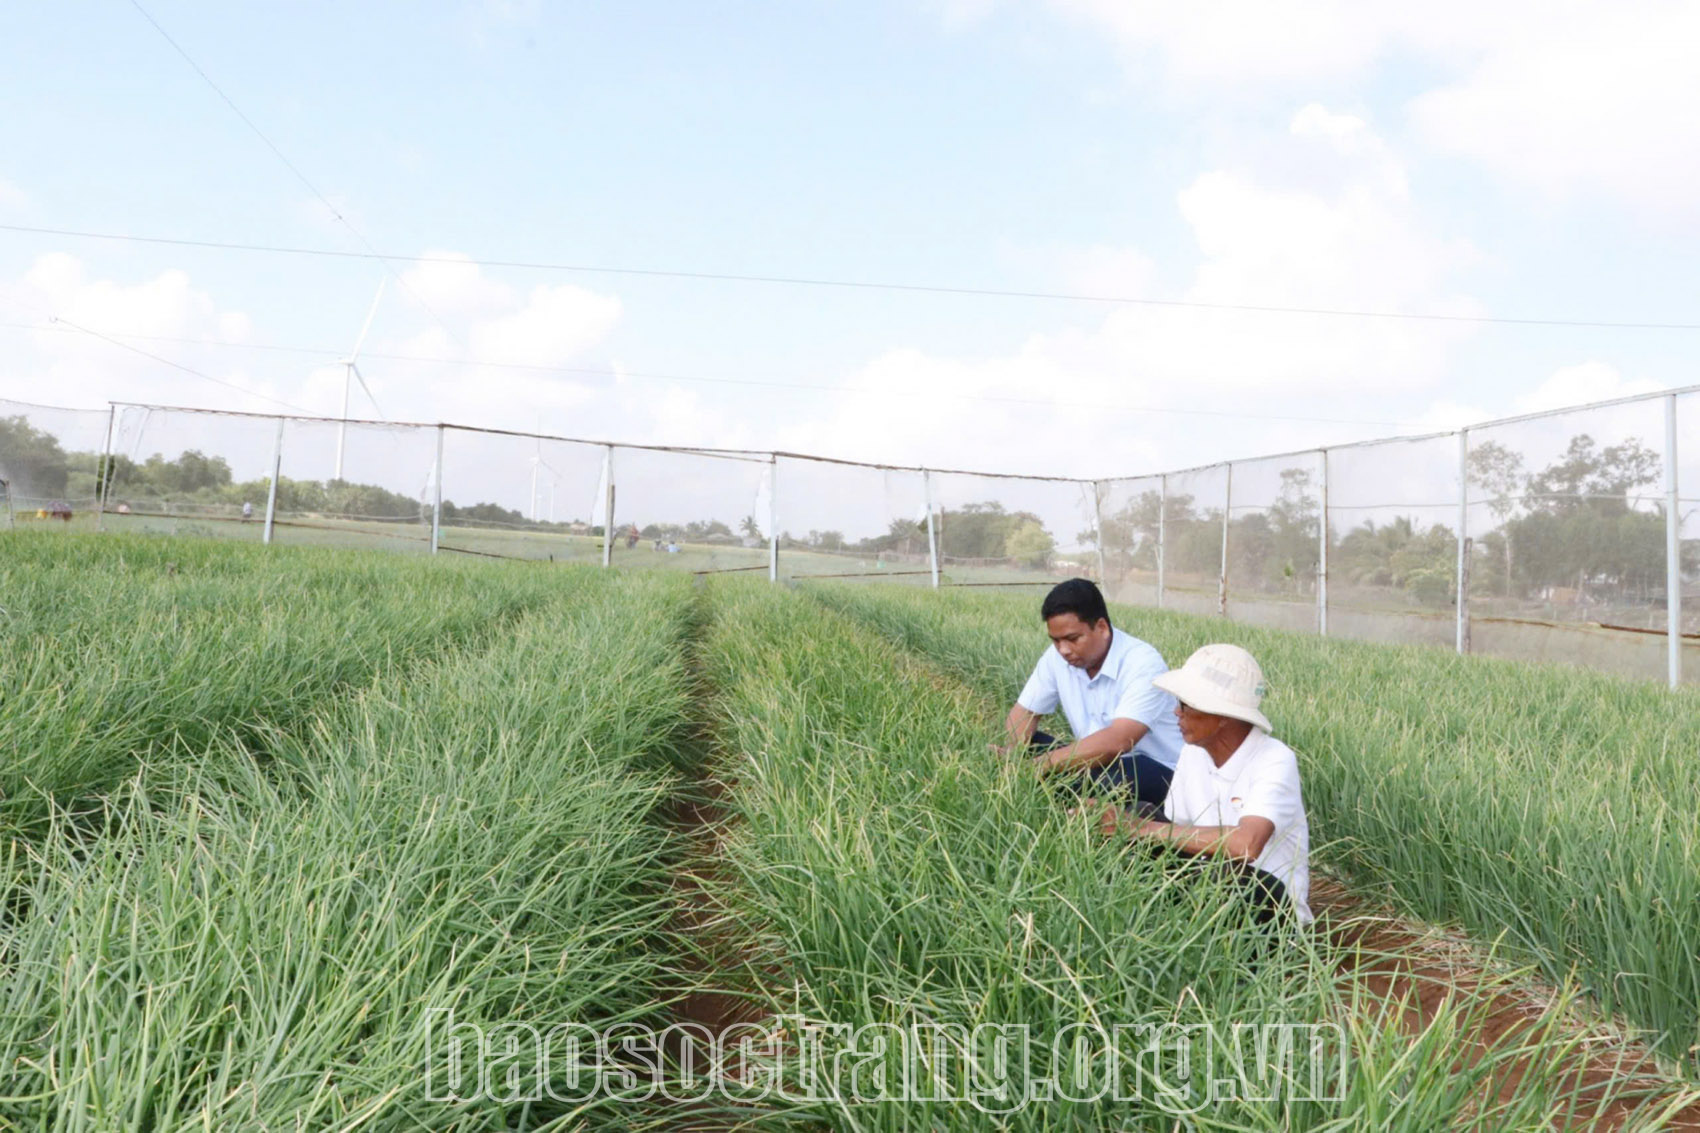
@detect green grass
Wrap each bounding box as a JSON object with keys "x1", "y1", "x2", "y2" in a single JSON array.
[
  {"x1": 809, "y1": 582, "x2": 1700, "y2": 1074},
  {"x1": 694, "y1": 579, "x2": 1667, "y2": 1129},
  {"x1": 0, "y1": 568, "x2": 697, "y2": 1129},
  {"x1": 5, "y1": 531, "x2": 1694, "y2": 1128},
  {"x1": 0, "y1": 531, "x2": 565, "y2": 841}
]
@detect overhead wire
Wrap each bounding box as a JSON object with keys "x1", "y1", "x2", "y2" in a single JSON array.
[
  {"x1": 0, "y1": 297, "x2": 314, "y2": 414},
  {"x1": 0, "y1": 318, "x2": 1433, "y2": 429},
  {"x1": 124, "y1": 1, "x2": 464, "y2": 350},
  {"x1": 3, "y1": 221, "x2": 1698, "y2": 332}
]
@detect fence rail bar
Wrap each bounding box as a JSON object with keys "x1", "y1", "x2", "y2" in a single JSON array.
[
  {"x1": 430, "y1": 425, "x2": 444, "y2": 554},
  {"x1": 1218, "y1": 464, "x2": 1231, "y2": 618},
  {"x1": 924, "y1": 470, "x2": 940, "y2": 589},
  {"x1": 768, "y1": 455, "x2": 779, "y2": 583},
  {"x1": 789, "y1": 568, "x2": 935, "y2": 580},
  {"x1": 1318, "y1": 450, "x2": 1329, "y2": 637},
  {"x1": 1455, "y1": 429, "x2": 1469, "y2": 655},
  {"x1": 263, "y1": 418, "x2": 283, "y2": 545},
  {"x1": 1667, "y1": 394, "x2": 1682, "y2": 688},
  {"x1": 95, "y1": 405, "x2": 116, "y2": 533},
  {"x1": 692, "y1": 564, "x2": 770, "y2": 576},
  {"x1": 1156, "y1": 475, "x2": 1167, "y2": 609}
]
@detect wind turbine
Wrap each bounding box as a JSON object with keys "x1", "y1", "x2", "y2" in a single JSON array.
[
  {"x1": 528, "y1": 436, "x2": 561, "y2": 523},
  {"x1": 334, "y1": 281, "x2": 387, "y2": 481}
]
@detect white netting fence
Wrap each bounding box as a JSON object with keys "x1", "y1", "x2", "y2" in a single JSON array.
[{"x1": 5, "y1": 392, "x2": 1697, "y2": 686}]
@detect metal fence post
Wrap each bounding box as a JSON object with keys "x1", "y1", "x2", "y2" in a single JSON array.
[
  {"x1": 1318, "y1": 449, "x2": 1329, "y2": 637},
  {"x1": 1091, "y1": 482, "x2": 1107, "y2": 588},
  {"x1": 1156, "y1": 475, "x2": 1167, "y2": 609},
  {"x1": 263, "y1": 417, "x2": 284, "y2": 546},
  {"x1": 430, "y1": 425, "x2": 444, "y2": 554},
  {"x1": 924, "y1": 469, "x2": 940, "y2": 589},
  {"x1": 1455, "y1": 429, "x2": 1469, "y2": 654},
  {"x1": 94, "y1": 405, "x2": 116, "y2": 532},
  {"x1": 1218, "y1": 463, "x2": 1232, "y2": 618},
  {"x1": 1667, "y1": 394, "x2": 1681, "y2": 689},
  {"x1": 768, "y1": 455, "x2": 779, "y2": 583},
  {"x1": 601, "y1": 445, "x2": 615, "y2": 569}
]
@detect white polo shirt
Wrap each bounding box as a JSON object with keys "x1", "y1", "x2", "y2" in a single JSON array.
[
  {"x1": 1016, "y1": 627, "x2": 1184, "y2": 769},
  {"x1": 1162, "y1": 729, "x2": 1312, "y2": 923}
]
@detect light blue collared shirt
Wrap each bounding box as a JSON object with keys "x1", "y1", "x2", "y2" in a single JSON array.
[{"x1": 1016, "y1": 627, "x2": 1184, "y2": 769}]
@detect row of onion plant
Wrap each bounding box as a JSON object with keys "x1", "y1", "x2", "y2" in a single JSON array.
[
  {"x1": 0, "y1": 568, "x2": 697, "y2": 1130},
  {"x1": 693, "y1": 580, "x2": 1658, "y2": 1130},
  {"x1": 0, "y1": 532, "x2": 563, "y2": 841},
  {"x1": 809, "y1": 582, "x2": 1700, "y2": 1076}
]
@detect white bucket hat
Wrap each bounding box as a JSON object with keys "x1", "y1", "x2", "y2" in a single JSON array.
[{"x1": 1151, "y1": 643, "x2": 1271, "y2": 732}]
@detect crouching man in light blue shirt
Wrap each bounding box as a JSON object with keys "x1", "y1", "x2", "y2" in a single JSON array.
[{"x1": 1000, "y1": 578, "x2": 1184, "y2": 811}]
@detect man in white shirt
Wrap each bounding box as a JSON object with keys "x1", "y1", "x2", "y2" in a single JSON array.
[
  {"x1": 1095, "y1": 642, "x2": 1312, "y2": 925},
  {"x1": 1000, "y1": 579, "x2": 1184, "y2": 811}
]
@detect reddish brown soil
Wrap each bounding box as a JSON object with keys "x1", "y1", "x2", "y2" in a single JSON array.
[
  {"x1": 664, "y1": 776, "x2": 769, "y2": 1039},
  {"x1": 1311, "y1": 879, "x2": 1700, "y2": 1130}
]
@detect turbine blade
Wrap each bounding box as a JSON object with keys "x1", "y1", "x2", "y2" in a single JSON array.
[
  {"x1": 348, "y1": 280, "x2": 387, "y2": 365},
  {"x1": 350, "y1": 362, "x2": 384, "y2": 418}
]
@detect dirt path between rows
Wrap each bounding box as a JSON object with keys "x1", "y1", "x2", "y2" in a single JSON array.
[
  {"x1": 650, "y1": 590, "x2": 1700, "y2": 1130},
  {"x1": 863, "y1": 605, "x2": 1700, "y2": 1129},
  {"x1": 1310, "y1": 879, "x2": 1700, "y2": 1129},
  {"x1": 645, "y1": 587, "x2": 780, "y2": 1131}
]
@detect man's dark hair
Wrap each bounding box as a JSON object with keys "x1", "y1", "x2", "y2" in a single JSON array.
[{"x1": 1041, "y1": 578, "x2": 1109, "y2": 628}]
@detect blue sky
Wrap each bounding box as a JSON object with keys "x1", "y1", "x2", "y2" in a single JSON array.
[{"x1": 2, "y1": 0, "x2": 1698, "y2": 489}]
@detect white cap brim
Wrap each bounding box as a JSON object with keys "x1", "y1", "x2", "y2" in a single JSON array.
[{"x1": 1152, "y1": 670, "x2": 1272, "y2": 732}]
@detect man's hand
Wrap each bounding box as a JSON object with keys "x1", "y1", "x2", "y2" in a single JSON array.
[{"x1": 1002, "y1": 703, "x2": 1040, "y2": 754}]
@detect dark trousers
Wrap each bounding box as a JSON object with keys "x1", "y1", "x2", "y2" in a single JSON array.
[
  {"x1": 1156, "y1": 848, "x2": 1289, "y2": 927},
  {"x1": 1032, "y1": 731, "x2": 1175, "y2": 813}
]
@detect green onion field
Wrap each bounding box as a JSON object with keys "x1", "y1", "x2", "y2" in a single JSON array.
[{"x1": 2, "y1": 530, "x2": 1697, "y2": 1130}]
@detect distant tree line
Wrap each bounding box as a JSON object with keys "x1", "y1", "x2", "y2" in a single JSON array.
[
  {"x1": 781, "y1": 501, "x2": 1058, "y2": 568},
  {"x1": 0, "y1": 416, "x2": 582, "y2": 533},
  {"x1": 21, "y1": 410, "x2": 1673, "y2": 602},
  {"x1": 1094, "y1": 433, "x2": 1693, "y2": 608}
]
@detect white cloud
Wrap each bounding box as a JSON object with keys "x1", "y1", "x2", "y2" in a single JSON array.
[
  {"x1": 1045, "y1": 1, "x2": 1699, "y2": 219},
  {"x1": 1052, "y1": 0, "x2": 1397, "y2": 86},
  {"x1": 1053, "y1": 244, "x2": 1160, "y2": 298},
  {"x1": 374, "y1": 256, "x2": 625, "y2": 431},
  {"x1": 1411, "y1": 362, "x2": 1669, "y2": 434},
  {"x1": 0, "y1": 253, "x2": 274, "y2": 412},
  {"x1": 394, "y1": 252, "x2": 513, "y2": 320},
  {"x1": 22, "y1": 253, "x2": 251, "y2": 343},
  {"x1": 1409, "y1": 3, "x2": 1700, "y2": 218},
  {"x1": 927, "y1": 0, "x2": 1001, "y2": 30},
  {"x1": 467, "y1": 284, "x2": 622, "y2": 367},
  {"x1": 1512, "y1": 362, "x2": 1667, "y2": 415},
  {"x1": 785, "y1": 106, "x2": 1478, "y2": 478},
  {"x1": 1042, "y1": 0, "x2": 1547, "y2": 89},
  {"x1": 0, "y1": 177, "x2": 26, "y2": 212}
]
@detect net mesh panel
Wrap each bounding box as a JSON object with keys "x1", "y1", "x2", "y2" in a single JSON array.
[
  {"x1": 1468, "y1": 400, "x2": 1669, "y2": 680},
  {"x1": 1161, "y1": 466, "x2": 1228, "y2": 617},
  {"x1": 1096, "y1": 475, "x2": 1162, "y2": 608},
  {"x1": 1323, "y1": 435, "x2": 1459, "y2": 648},
  {"x1": 773, "y1": 457, "x2": 931, "y2": 583},
  {"x1": 104, "y1": 406, "x2": 278, "y2": 542},
  {"x1": 271, "y1": 417, "x2": 437, "y2": 553},
  {"x1": 1225, "y1": 452, "x2": 1322, "y2": 633},
  {"x1": 437, "y1": 429, "x2": 607, "y2": 563},
  {"x1": 23, "y1": 391, "x2": 1700, "y2": 686},
  {"x1": 607, "y1": 446, "x2": 772, "y2": 574},
  {"x1": 925, "y1": 471, "x2": 1098, "y2": 588},
  {"x1": 0, "y1": 399, "x2": 110, "y2": 529}
]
